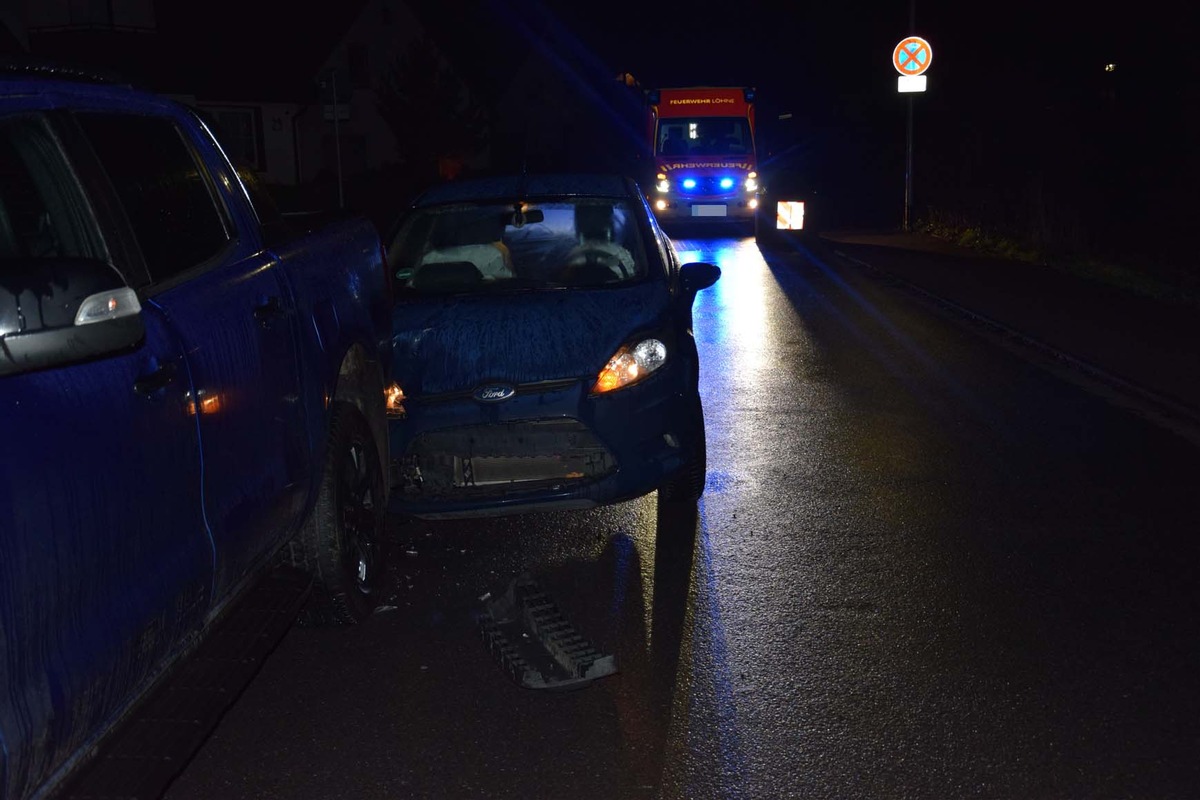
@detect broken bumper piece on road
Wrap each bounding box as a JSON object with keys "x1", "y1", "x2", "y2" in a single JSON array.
[{"x1": 477, "y1": 573, "x2": 617, "y2": 690}]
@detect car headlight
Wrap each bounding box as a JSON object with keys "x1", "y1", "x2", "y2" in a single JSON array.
[{"x1": 591, "y1": 338, "x2": 668, "y2": 394}]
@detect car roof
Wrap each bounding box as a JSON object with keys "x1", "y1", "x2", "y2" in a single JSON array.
[
  {"x1": 0, "y1": 58, "x2": 125, "y2": 85},
  {"x1": 0, "y1": 58, "x2": 171, "y2": 110},
  {"x1": 413, "y1": 174, "x2": 637, "y2": 207}
]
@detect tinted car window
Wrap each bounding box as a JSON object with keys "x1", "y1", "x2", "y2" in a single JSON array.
[
  {"x1": 234, "y1": 162, "x2": 297, "y2": 248},
  {"x1": 76, "y1": 113, "x2": 230, "y2": 284},
  {"x1": 388, "y1": 198, "x2": 649, "y2": 292},
  {"x1": 0, "y1": 115, "x2": 104, "y2": 262}
]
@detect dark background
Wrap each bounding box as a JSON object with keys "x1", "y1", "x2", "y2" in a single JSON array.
[
  {"x1": 6, "y1": 0, "x2": 1197, "y2": 278},
  {"x1": 520, "y1": 0, "x2": 1197, "y2": 269},
  {"x1": 256, "y1": 0, "x2": 1199, "y2": 273}
]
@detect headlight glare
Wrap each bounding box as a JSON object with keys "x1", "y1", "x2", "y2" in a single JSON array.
[
  {"x1": 592, "y1": 338, "x2": 668, "y2": 394},
  {"x1": 656, "y1": 179, "x2": 670, "y2": 192}
]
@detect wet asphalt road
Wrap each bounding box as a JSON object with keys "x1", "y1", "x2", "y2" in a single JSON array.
[{"x1": 164, "y1": 233, "x2": 1200, "y2": 800}]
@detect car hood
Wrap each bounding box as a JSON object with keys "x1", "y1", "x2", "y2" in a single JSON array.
[{"x1": 390, "y1": 285, "x2": 671, "y2": 395}]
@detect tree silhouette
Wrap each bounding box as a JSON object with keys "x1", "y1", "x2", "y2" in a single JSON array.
[{"x1": 376, "y1": 36, "x2": 487, "y2": 187}]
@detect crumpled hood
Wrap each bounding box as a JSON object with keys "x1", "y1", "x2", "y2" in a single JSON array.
[{"x1": 390, "y1": 285, "x2": 670, "y2": 395}]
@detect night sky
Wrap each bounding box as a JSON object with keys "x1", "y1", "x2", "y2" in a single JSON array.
[
  {"x1": 177, "y1": 0, "x2": 1194, "y2": 121},
  {"x1": 512, "y1": 0, "x2": 1191, "y2": 108},
  {"x1": 429, "y1": 0, "x2": 1190, "y2": 225}
]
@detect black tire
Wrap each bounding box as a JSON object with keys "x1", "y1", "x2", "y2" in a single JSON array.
[
  {"x1": 288, "y1": 401, "x2": 387, "y2": 626},
  {"x1": 658, "y1": 395, "x2": 706, "y2": 505}
]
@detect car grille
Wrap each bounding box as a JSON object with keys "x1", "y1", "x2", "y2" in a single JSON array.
[
  {"x1": 399, "y1": 418, "x2": 615, "y2": 499},
  {"x1": 406, "y1": 378, "x2": 579, "y2": 407}
]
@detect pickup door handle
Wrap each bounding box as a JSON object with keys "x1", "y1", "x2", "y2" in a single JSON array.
[
  {"x1": 134, "y1": 361, "x2": 177, "y2": 396},
  {"x1": 254, "y1": 295, "x2": 285, "y2": 324}
]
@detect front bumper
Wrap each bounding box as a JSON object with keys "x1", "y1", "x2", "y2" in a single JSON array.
[
  {"x1": 649, "y1": 193, "x2": 757, "y2": 222},
  {"x1": 387, "y1": 370, "x2": 699, "y2": 518}
]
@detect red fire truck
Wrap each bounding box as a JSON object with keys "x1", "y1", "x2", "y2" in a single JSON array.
[{"x1": 644, "y1": 86, "x2": 760, "y2": 223}]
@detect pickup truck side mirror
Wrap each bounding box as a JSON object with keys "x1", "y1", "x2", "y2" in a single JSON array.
[{"x1": 0, "y1": 258, "x2": 145, "y2": 376}]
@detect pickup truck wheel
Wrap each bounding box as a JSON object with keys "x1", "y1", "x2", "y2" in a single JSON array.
[{"x1": 293, "y1": 401, "x2": 387, "y2": 626}]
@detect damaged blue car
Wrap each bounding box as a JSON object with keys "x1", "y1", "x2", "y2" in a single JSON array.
[{"x1": 384, "y1": 174, "x2": 720, "y2": 519}]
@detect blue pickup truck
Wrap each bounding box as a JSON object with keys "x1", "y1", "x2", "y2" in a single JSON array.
[{"x1": 0, "y1": 66, "x2": 393, "y2": 799}]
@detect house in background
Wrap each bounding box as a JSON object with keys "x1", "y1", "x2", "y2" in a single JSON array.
[
  {"x1": 11, "y1": 0, "x2": 486, "y2": 217},
  {"x1": 16, "y1": 0, "x2": 313, "y2": 187},
  {"x1": 8, "y1": 0, "x2": 646, "y2": 218},
  {"x1": 404, "y1": 1, "x2": 647, "y2": 179},
  {"x1": 0, "y1": 0, "x2": 27, "y2": 53},
  {"x1": 294, "y1": 0, "x2": 490, "y2": 212}
]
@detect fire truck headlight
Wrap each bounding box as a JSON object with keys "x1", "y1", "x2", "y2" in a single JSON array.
[
  {"x1": 656, "y1": 179, "x2": 670, "y2": 193},
  {"x1": 655, "y1": 199, "x2": 668, "y2": 211},
  {"x1": 745, "y1": 176, "x2": 758, "y2": 192},
  {"x1": 720, "y1": 177, "x2": 735, "y2": 190}
]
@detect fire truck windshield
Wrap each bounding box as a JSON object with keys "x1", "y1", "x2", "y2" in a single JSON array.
[{"x1": 656, "y1": 118, "x2": 752, "y2": 157}]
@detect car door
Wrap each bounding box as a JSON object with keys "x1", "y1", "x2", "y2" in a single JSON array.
[
  {"x1": 71, "y1": 109, "x2": 309, "y2": 605},
  {"x1": 0, "y1": 110, "x2": 212, "y2": 800}
]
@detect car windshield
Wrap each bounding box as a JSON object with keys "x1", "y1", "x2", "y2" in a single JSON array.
[
  {"x1": 656, "y1": 118, "x2": 753, "y2": 157},
  {"x1": 387, "y1": 198, "x2": 649, "y2": 293}
]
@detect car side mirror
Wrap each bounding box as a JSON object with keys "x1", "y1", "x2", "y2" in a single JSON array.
[
  {"x1": 679, "y1": 261, "x2": 721, "y2": 294},
  {"x1": 0, "y1": 258, "x2": 144, "y2": 376}
]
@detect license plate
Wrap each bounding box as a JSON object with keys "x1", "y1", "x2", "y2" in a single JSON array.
[
  {"x1": 691, "y1": 204, "x2": 727, "y2": 217},
  {"x1": 454, "y1": 455, "x2": 580, "y2": 486}
]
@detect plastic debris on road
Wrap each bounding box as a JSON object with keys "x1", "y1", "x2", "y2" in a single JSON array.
[{"x1": 476, "y1": 572, "x2": 617, "y2": 690}]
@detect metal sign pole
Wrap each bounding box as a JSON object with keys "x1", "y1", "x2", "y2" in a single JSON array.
[
  {"x1": 904, "y1": 0, "x2": 915, "y2": 232},
  {"x1": 905, "y1": 95, "x2": 913, "y2": 232},
  {"x1": 894, "y1": 8, "x2": 929, "y2": 234}
]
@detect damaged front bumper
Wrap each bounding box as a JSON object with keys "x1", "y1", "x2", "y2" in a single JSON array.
[{"x1": 387, "y1": 371, "x2": 698, "y2": 519}]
